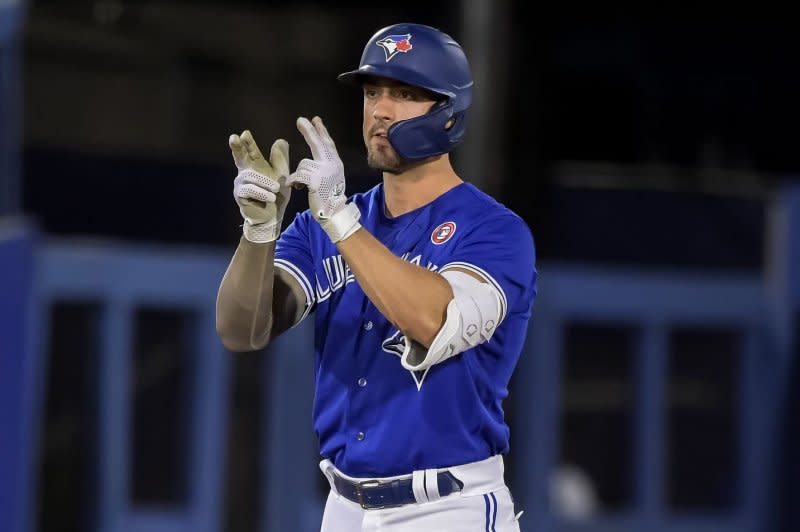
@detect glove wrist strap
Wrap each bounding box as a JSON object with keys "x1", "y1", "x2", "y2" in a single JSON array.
[
  {"x1": 321, "y1": 202, "x2": 361, "y2": 243},
  {"x1": 243, "y1": 220, "x2": 280, "y2": 243}
]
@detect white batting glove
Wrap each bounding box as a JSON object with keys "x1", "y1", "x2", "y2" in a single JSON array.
[
  {"x1": 286, "y1": 116, "x2": 361, "y2": 243},
  {"x1": 230, "y1": 130, "x2": 291, "y2": 243}
]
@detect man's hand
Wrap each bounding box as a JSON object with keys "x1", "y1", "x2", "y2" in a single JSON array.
[
  {"x1": 287, "y1": 116, "x2": 361, "y2": 243},
  {"x1": 230, "y1": 130, "x2": 291, "y2": 243}
]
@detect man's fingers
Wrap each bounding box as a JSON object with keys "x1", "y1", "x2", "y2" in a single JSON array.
[
  {"x1": 311, "y1": 115, "x2": 339, "y2": 157},
  {"x1": 237, "y1": 169, "x2": 280, "y2": 193},
  {"x1": 285, "y1": 172, "x2": 308, "y2": 187},
  {"x1": 229, "y1": 134, "x2": 248, "y2": 169},
  {"x1": 296, "y1": 116, "x2": 326, "y2": 161},
  {"x1": 286, "y1": 163, "x2": 313, "y2": 189},
  {"x1": 236, "y1": 183, "x2": 277, "y2": 204},
  {"x1": 269, "y1": 138, "x2": 290, "y2": 178},
  {"x1": 311, "y1": 116, "x2": 335, "y2": 147},
  {"x1": 241, "y1": 130, "x2": 271, "y2": 168}
]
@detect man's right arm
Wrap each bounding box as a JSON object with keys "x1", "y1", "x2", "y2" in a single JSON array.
[
  {"x1": 216, "y1": 236, "x2": 307, "y2": 352},
  {"x1": 217, "y1": 131, "x2": 305, "y2": 352}
]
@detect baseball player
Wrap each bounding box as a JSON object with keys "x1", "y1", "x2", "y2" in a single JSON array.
[{"x1": 216, "y1": 22, "x2": 537, "y2": 531}]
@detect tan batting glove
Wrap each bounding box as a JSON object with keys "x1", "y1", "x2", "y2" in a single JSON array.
[
  {"x1": 286, "y1": 116, "x2": 361, "y2": 243},
  {"x1": 230, "y1": 130, "x2": 291, "y2": 243}
]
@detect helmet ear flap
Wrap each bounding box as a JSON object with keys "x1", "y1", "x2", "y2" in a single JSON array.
[
  {"x1": 430, "y1": 99, "x2": 458, "y2": 131},
  {"x1": 388, "y1": 101, "x2": 467, "y2": 160}
]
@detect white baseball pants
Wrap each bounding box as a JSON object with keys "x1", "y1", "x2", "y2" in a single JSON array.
[{"x1": 318, "y1": 455, "x2": 524, "y2": 531}]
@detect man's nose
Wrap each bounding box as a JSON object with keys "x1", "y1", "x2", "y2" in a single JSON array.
[{"x1": 372, "y1": 93, "x2": 395, "y2": 121}]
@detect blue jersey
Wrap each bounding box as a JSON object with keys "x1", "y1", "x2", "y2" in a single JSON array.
[{"x1": 274, "y1": 182, "x2": 537, "y2": 477}]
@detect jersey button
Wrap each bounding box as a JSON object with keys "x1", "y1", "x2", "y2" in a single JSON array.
[
  {"x1": 363, "y1": 321, "x2": 373, "y2": 331},
  {"x1": 358, "y1": 377, "x2": 367, "y2": 387},
  {"x1": 356, "y1": 431, "x2": 365, "y2": 441}
]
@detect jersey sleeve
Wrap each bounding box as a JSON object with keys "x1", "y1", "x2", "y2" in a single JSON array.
[
  {"x1": 274, "y1": 211, "x2": 317, "y2": 321},
  {"x1": 440, "y1": 213, "x2": 537, "y2": 324}
]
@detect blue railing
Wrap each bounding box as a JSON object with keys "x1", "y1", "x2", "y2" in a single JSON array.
[
  {"x1": 514, "y1": 264, "x2": 773, "y2": 532},
  {"x1": 2, "y1": 224, "x2": 233, "y2": 532}
]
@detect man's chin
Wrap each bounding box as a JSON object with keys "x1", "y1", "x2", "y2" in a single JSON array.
[{"x1": 367, "y1": 151, "x2": 403, "y2": 173}]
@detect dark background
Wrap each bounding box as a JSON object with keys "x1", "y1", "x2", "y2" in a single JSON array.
[{"x1": 21, "y1": 2, "x2": 796, "y2": 272}]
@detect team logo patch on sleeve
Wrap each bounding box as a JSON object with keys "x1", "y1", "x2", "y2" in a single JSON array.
[
  {"x1": 431, "y1": 221, "x2": 456, "y2": 245},
  {"x1": 376, "y1": 34, "x2": 413, "y2": 61}
]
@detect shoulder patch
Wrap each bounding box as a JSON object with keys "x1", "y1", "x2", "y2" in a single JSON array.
[{"x1": 431, "y1": 221, "x2": 456, "y2": 245}]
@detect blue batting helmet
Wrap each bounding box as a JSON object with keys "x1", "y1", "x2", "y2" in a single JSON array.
[{"x1": 337, "y1": 23, "x2": 474, "y2": 160}]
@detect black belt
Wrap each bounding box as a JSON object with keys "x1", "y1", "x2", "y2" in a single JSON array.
[{"x1": 332, "y1": 470, "x2": 464, "y2": 509}]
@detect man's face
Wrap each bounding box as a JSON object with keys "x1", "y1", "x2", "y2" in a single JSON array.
[{"x1": 361, "y1": 77, "x2": 440, "y2": 173}]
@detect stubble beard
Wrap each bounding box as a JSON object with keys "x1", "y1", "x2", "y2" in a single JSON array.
[{"x1": 367, "y1": 144, "x2": 408, "y2": 174}]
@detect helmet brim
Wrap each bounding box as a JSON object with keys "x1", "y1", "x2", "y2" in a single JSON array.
[{"x1": 337, "y1": 64, "x2": 455, "y2": 101}]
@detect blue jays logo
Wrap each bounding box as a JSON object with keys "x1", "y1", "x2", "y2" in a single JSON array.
[
  {"x1": 382, "y1": 330, "x2": 429, "y2": 389},
  {"x1": 376, "y1": 34, "x2": 413, "y2": 62}
]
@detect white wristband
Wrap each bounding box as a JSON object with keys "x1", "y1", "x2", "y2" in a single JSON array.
[{"x1": 320, "y1": 202, "x2": 361, "y2": 243}]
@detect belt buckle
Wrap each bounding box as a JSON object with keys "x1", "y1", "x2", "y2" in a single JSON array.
[{"x1": 355, "y1": 479, "x2": 383, "y2": 510}]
